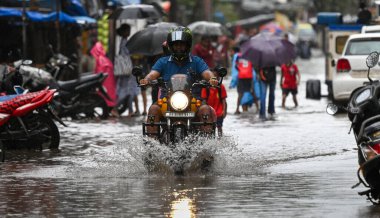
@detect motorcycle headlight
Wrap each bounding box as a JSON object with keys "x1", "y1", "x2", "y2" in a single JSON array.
[
  {"x1": 355, "y1": 88, "x2": 371, "y2": 104},
  {"x1": 170, "y1": 91, "x2": 189, "y2": 111}
]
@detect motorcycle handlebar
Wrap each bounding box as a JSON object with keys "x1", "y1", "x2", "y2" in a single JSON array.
[
  {"x1": 138, "y1": 79, "x2": 160, "y2": 87},
  {"x1": 192, "y1": 80, "x2": 220, "y2": 88}
]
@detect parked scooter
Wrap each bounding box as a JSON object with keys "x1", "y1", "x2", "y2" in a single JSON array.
[
  {"x1": 15, "y1": 59, "x2": 110, "y2": 120},
  {"x1": 52, "y1": 72, "x2": 110, "y2": 119},
  {"x1": 0, "y1": 89, "x2": 63, "y2": 161},
  {"x1": 327, "y1": 51, "x2": 380, "y2": 204},
  {"x1": 0, "y1": 61, "x2": 66, "y2": 161},
  {"x1": 44, "y1": 45, "x2": 78, "y2": 81}
]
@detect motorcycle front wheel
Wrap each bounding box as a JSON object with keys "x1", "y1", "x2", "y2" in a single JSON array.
[
  {"x1": 3, "y1": 113, "x2": 60, "y2": 150},
  {"x1": 81, "y1": 94, "x2": 109, "y2": 119},
  {"x1": 116, "y1": 96, "x2": 129, "y2": 115},
  {"x1": 26, "y1": 113, "x2": 60, "y2": 150}
]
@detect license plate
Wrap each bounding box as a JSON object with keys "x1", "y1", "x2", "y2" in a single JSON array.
[{"x1": 165, "y1": 112, "x2": 195, "y2": 118}]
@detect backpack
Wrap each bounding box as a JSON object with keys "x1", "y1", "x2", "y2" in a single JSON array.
[
  {"x1": 259, "y1": 67, "x2": 276, "y2": 83},
  {"x1": 204, "y1": 86, "x2": 223, "y2": 103},
  {"x1": 235, "y1": 53, "x2": 253, "y2": 79}
]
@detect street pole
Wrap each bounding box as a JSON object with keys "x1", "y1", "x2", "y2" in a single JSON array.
[
  {"x1": 169, "y1": 0, "x2": 177, "y2": 23},
  {"x1": 204, "y1": 0, "x2": 212, "y2": 21},
  {"x1": 56, "y1": 0, "x2": 61, "y2": 52},
  {"x1": 22, "y1": 0, "x2": 27, "y2": 58}
]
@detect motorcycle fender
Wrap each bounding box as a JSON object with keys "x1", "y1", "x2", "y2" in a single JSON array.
[
  {"x1": 47, "y1": 106, "x2": 67, "y2": 127},
  {"x1": 13, "y1": 91, "x2": 54, "y2": 117}
]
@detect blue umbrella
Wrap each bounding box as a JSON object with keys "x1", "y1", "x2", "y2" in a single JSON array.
[{"x1": 240, "y1": 32, "x2": 296, "y2": 68}]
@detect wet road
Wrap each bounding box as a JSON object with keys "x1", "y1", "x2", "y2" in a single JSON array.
[{"x1": 1, "y1": 50, "x2": 380, "y2": 217}]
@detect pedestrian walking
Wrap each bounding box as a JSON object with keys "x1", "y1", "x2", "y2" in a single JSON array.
[
  {"x1": 230, "y1": 47, "x2": 259, "y2": 114},
  {"x1": 114, "y1": 23, "x2": 139, "y2": 117},
  {"x1": 90, "y1": 42, "x2": 119, "y2": 117},
  {"x1": 280, "y1": 60, "x2": 300, "y2": 108},
  {"x1": 258, "y1": 66, "x2": 277, "y2": 120}
]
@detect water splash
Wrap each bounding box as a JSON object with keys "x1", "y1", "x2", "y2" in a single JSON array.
[{"x1": 66, "y1": 134, "x2": 266, "y2": 178}]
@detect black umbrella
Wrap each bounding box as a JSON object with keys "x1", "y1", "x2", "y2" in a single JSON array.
[
  {"x1": 108, "y1": 4, "x2": 162, "y2": 20},
  {"x1": 126, "y1": 22, "x2": 178, "y2": 56}
]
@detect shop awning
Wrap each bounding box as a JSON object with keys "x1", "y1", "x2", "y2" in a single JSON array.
[
  {"x1": 27, "y1": 11, "x2": 76, "y2": 23},
  {"x1": 0, "y1": 8, "x2": 22, "y2": 17},
  {"x1": 0, "y1": 8, "x2": 94, "y2": 24}
]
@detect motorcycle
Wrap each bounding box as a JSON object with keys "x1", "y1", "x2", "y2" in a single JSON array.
[
  {"x1": 51, "y1": 73, "x2": 110, "y2": 120},
  {"x1": 45, "y1": 44, "x2": 78, "y2": 81},
  {"x1": 134, "y1": 67, "x2": 227, "y2": 144},
  {"x1": 0, "y1": 88, "x2": 65, "y2": 161},
  {"x1": 133, "y1": 67, "x2": 227, "y2": 174},
  {"x1": 15, "y1": 59, "x2": 110, "y2": 120},
  {"x1": 327, "y1": 51, "x2": 380, "y2": 204}
]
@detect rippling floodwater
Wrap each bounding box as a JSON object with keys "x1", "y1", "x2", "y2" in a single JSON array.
[{"x1": 1, "y1": 51, "x2": 380, "y2": 217}]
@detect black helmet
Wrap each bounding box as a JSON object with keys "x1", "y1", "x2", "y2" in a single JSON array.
[{"x1": 167, "y1": 26, "x2": 192, "y2": 61}]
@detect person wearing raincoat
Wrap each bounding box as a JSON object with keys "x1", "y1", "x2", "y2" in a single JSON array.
[
  {"x1": 90, "y1": 41, "x2": 119, "y2": 117},
  {"x1": 229, "y1": 46, "x2": 260, "y2": 114}
]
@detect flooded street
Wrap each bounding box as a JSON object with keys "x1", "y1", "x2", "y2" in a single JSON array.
[{"x1": 1, "y1": 50, "x2": 380, "y2": 217}]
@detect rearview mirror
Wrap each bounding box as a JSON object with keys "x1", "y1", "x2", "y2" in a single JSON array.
[
  {"x1": 132, "y1": 66, "x2": 143, "y2": 77},
  {"x1": 366, "y1": 51, "x2": 379, "y2": 68},
  {"x1": 22, "y1": 60, "x2": 33, "y2": 65},
  {"x1": 215, "y1": 67, "x2": 227, "y2": 77}
]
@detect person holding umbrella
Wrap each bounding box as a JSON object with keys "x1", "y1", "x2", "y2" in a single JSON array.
[
  {"x1": 139, "y1": 27, "x2": 219, "y2": 135},
  {"x1": 240, "y1": 32, "x2": 296, "y2": 121},
  {"x1": 114, "y1": 23, "x2": 140, "y2": 117},
  {"x1": 258, "y1": 66, "x2": 277, "y2": 120}
]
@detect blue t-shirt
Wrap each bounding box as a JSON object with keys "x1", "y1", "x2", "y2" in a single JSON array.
[
  {"x1": 151, "y1": 55, "x2": 209, "y2": 82},
  {"x1": 151, "y1": 55, "x2": 209, "y2": 99}
]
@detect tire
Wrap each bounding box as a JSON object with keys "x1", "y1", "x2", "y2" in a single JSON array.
[
  {"x1": 116, "y1": 96, "x2": 130, "y2": 115},
  {"x1": 174, "y1": 126, "x2": 185, "y2": 143},
  {"x1": 306, "y1": 79, "x2": 321, "y2": 100},
  {"x1": 81, "y1": 94, "x2": 110, "y2": 119},
  {"x1": 28, "y1": 113, "x2": 60, "y2": 150},
  {"x1": 0, "y1": 140, "x2": 5, "y2": 162},
  {"x1": 5, "y1": 113, "x2": 60, "y2": 150}
]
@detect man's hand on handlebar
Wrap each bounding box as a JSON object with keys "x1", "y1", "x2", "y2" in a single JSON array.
[
  {"x1": 209, "y1": 77, "x2": 219, "y2": 87},
  {"x1": 139, "y1": 78, "x2": 150, "y2": 86},
  {"x1": 7, "y1": 66, "x2": 15, "y2": 73}
]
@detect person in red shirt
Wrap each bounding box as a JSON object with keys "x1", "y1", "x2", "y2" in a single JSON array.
[
  {"x1": 192, "y1": 36, "x2": 215, "y2": 68},
  {"x1": 201, "y1": 69, "x2": 227, "y2": 137},
  {"x1": 280, "y1": 60, "x2": 300, "y2": 108}
]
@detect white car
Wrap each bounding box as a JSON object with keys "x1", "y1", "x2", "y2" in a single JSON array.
[{"x1": 333, "y1": 33, "x2": 380, "y2": 103}]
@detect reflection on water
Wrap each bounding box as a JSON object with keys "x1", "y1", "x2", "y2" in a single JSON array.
[
  {"x1": 170, "y1": 193, "x2": 195, "y2": 218},
  {"x1": 1, "y1": 53, "x2": 379, "y2": 216}
]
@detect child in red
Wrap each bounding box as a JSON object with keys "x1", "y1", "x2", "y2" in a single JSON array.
[
  {"x1": 201, "y1": 70, "x2": 227, "y2": 137},
  {"x1": 280, "y1": 60, "x2": 300, "y2": 108}
]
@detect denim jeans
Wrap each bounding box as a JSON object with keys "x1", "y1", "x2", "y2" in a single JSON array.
[{"x1": 259, "y1": 79, "x2": 276, "y2": 118}]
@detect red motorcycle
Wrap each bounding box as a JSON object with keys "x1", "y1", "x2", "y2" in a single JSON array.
[{"x1": 0, "y1": 88, "x2": 65, "y2": 161}]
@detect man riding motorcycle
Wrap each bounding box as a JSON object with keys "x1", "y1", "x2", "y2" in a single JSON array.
[{"x1": 139, "y1": 26, "x2": 219, "y2": 136}]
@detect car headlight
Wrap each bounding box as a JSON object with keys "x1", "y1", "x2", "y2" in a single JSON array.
[
  {"x1": 170, "y1": 91, "x2": 189, "y2": 111},
  {"x1": 355, "y1": 88, "x2": 371, "y2": 104}
]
